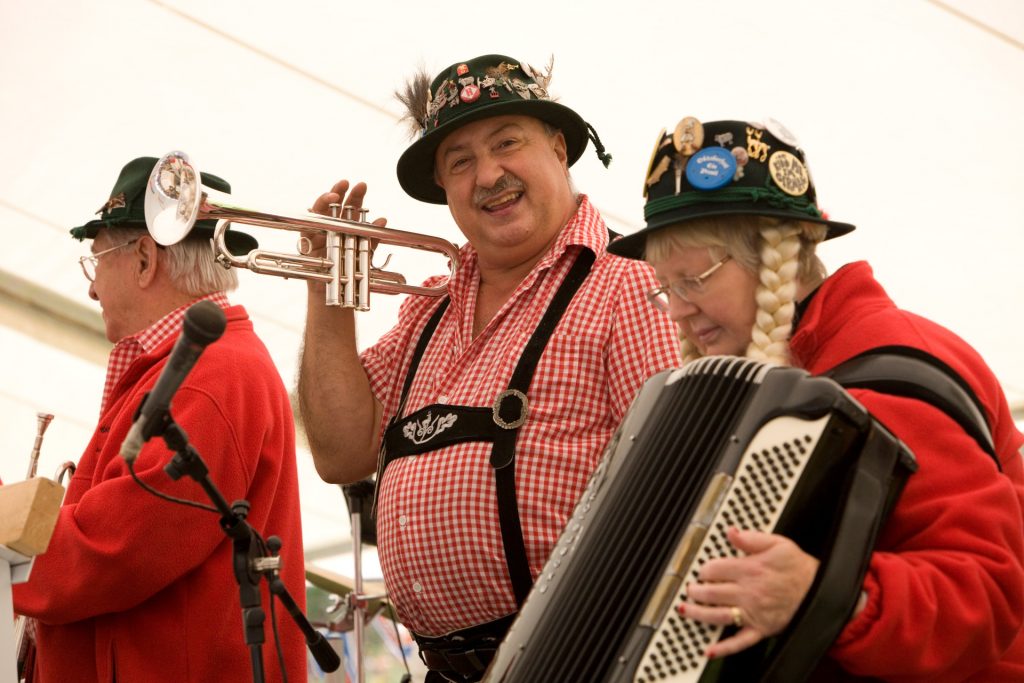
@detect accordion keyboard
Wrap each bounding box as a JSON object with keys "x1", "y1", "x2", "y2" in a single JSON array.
[{"x1": 635, "y1": 416, "x2": 827, "y2": 682}]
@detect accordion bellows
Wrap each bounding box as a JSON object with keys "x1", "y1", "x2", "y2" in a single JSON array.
[{"x1": 485, "y1": 356, "x2": 916, "y2": 683}]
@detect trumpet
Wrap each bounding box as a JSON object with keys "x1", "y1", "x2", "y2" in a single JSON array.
[
  {"x1": 25, "y1": 412, "x2": 53, "y2": 479},
  {"x1": 144, "y1": 151, "x2": 461, "y2": 310},
  {"x1": 23, "y1": 412, "x2": 75, "y2": 484}
]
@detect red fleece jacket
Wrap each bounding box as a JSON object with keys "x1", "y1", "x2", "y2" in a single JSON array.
[
  {"x1": 14, "y1": 305, "x2": 306, "y2": 683},
  {"x1": 791, "y1": 262, "x2": 1024, "y2": 683}
]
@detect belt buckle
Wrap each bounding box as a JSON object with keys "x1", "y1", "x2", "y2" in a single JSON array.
[
  {"x1": 419, "y1": 644, "x2": 490, "y2": 682},
  {"x1": 492, "y1": 389, "x2": 528, "y2": 429}
]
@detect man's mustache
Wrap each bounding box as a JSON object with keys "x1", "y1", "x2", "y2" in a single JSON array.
[{"x1": 474, "y1": 174, "x2": 525, "y2": 206}]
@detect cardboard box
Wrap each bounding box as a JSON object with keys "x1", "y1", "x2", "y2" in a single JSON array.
[{"x1": 0, "y1": 477, "x2": 64, "y2": 556}]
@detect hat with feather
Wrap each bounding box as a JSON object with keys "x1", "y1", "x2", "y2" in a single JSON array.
[{"x1": 395, "y1": 54, "x2": 611, "y2": 205}]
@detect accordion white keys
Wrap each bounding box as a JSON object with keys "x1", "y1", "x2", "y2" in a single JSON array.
[{"x1": 485, "y1": 356, "x2": 917, "y2": 683}]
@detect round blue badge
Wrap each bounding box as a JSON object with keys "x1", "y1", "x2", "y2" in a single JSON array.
[{"x1": 685, "y1": 147, "x2": 737, "y2": 191}]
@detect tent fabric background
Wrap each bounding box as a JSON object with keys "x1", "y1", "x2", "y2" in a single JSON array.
[{"x1": 1, "y1": 0, "x2": 1021, "y2": 563}]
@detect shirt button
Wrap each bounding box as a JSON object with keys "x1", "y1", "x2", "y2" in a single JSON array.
[
  {"x1": 413, "y1": 581, "x2": 423, "y2": 593},
  {"x1": 398, "y1": 514, "x2": 408, "y2": 527}
]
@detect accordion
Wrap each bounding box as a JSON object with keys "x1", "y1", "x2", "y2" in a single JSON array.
[{"x1": 485, "y1": 356, "x2": 917, "y2": 683}]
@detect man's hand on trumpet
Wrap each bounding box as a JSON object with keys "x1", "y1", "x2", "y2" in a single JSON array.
[
  {"x1": 297, "y1": 178, "x2": 387, "y2": 483},
  {"x1": 304, "y1": 180, "x2": 387, "y2": 257}
]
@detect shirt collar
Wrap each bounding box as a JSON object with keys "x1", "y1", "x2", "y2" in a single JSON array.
[
  {"x1": 449, "y1": 194, "x2": 606, "y2": 292},
  {"x1": 536, "y1": 194, "x2": 608, "y2": 269},
  {"x1": 130, "y1": 291, "x2": 231, "y2": 354},
  {"x1": 100, "y1": 292, "x2": 230, "y2": 417}
]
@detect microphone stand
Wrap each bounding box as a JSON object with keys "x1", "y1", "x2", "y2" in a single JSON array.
[{"x1": 151, "y1": 415, "x2": 340, "y2": 682}]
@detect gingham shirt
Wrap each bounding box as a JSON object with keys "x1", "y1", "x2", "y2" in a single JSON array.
[
  {"x1": 361, "y1": 197, "x2": 681, "y2": 635},
  {"x1": 100, "y1": 292, "x2": 230, "y2": 416}
]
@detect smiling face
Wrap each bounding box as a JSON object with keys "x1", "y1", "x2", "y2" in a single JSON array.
[
  {"x1": 434, "y1": 114, "x2": 577, "y2": 269},
  {"x1": 651, "y1": 244, "x2": 760, "y2": 357}
]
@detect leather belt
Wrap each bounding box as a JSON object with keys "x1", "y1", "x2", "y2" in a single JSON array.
[
  {"x1": 414, "y1": 614, "x2": 516, "y2": 682},
  {"x1": 418, "y1": 646, "x2": 497, "y2": 681}
]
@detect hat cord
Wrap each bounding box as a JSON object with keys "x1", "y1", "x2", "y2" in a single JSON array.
[{"x1": 586, "y1": 122, "x2": 612, "y2": 168}]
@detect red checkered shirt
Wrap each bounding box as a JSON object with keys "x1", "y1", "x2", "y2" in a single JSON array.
[
  {"x1": 361, "y1": 196, "x2": 681, "y2": 635},
  {"x1": 100, "y1": 292, "x2": 230, "y2": 416}
]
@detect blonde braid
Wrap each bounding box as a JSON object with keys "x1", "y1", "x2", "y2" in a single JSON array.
[{"x1": 746, "y1": 225, "x2": 802, "y2": 365}]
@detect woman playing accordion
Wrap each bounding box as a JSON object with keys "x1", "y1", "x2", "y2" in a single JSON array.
[{"x1": 486, "y1": 118, "x2": 1024, "y2": 682}]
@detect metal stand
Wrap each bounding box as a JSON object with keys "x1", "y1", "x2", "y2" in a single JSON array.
[
  {"x1": 341, "y1": 480, "x2": 381, "y2": 683},
  {"x1": 1, "y1": 546, "x2": 32, "y2": 683},
  {"x1": 307, "y1": 481, "x2": 410, "y2": 682}
]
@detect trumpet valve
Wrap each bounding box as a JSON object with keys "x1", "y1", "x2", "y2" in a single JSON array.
[
  {"x1": 343, "y1": 234, "x2": 357, "y2": 308},
  {"x1": 325, "y1": 231, "x2": 343, "y2": 307},
  {"x1": 357, "y1": 236, "x2": 371, "y2": 310}
]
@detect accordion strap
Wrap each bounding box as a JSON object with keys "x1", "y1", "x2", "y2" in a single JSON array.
[{"x1": 825, "y1": 345, "x2": 998, "y2": 470}]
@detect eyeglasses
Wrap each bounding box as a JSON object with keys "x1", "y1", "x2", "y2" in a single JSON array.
[
  {"x1": 78, "y1": 238, "x2": 141, "y2": 282},
  {"x1": 646, "y1": 254, "x2": 731, "y2": 312}
]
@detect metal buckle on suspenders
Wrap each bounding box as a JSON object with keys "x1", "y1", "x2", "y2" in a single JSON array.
[{"x1": 492, "y1": 389, "x2": 529, "y2": 429}]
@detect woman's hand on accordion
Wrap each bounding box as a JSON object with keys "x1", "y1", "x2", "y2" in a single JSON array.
[{"x1": 678, "y1": 527, "x2": 820, "y2": 659}]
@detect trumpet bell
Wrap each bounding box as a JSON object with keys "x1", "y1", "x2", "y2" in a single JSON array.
[{"x1": 145, "y1": 151, "x2": 203, "y2": 246}]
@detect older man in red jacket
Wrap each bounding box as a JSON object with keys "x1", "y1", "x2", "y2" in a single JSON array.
[{"x1": 14, "y1": 157, "x2": 306, "y2": 682}]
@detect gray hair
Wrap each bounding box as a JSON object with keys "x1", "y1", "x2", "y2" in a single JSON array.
[
  {"x1": 645, "y1": 215, "x2": 827, "y2": 366},
  {"x1": 103, "y1": 226, "x2": 238, "y2": 296}
]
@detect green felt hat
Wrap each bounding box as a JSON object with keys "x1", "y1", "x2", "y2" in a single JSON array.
[
  {"x1": 608, "y1": 118, "x2": 855, "y2": 260},
  {"x1": 396, "y1": 54, "x2": 610, "y2": 204},
  {"x1": 69, "y1": 156, "x2": 256, "y2": 255}
]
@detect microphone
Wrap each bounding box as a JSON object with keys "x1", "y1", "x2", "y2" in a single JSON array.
[
  {"x1": 120, "y1": 300, "x2": 227, "y2": 463},
  {"x1": 307, "y1": 629, "x2": 342, "y2": 673}
]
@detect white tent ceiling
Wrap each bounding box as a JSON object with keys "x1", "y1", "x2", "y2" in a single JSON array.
[{"x1": 2, "y1": 0, "x2": 1022, "y2": 565}]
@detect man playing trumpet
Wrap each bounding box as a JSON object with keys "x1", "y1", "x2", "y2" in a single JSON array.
[
  {"x1": 298, "y1": 54, "x2": 681, "y2": 681},
  {"x1": 13, "y1": 158, "x2": 306, "y2": 682}
]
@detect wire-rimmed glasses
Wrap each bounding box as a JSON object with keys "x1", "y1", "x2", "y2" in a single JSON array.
[
  {"x1": 646, "y1": 255, "x2": 731, "y2": 312},
  {"x1": 78, "y1": 238, "x2": 141, "y2": 282}
]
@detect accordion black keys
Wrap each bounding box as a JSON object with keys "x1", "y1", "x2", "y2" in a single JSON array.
[{"x1": 485, "y1": 356, "x2": 917, "y2": 683}]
